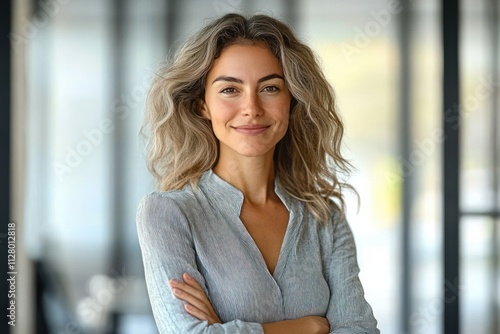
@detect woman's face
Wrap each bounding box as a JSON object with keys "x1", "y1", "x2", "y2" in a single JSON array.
[{"x1": 200, "y1": 42, "x2": 292, "y2": 161}]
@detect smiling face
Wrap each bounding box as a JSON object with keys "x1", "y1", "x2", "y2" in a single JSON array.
[{"x1": 200, "y1": 42, "x2": 292, "y2": 165}]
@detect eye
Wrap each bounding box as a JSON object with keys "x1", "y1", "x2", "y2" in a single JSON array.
[
  {"x1": 220, "y1": 87, "x2": 237, "y2": 94},
  {"x1": 262, "y1": 86, "x2": 280, "y2": 93}
]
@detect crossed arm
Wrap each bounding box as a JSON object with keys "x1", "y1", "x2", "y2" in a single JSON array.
[
  {"x1": 169, "y1": 272, "x2": 330, "y2": 334},
  {"x1": 137, "y1": 194, "x2": 379, "y2": 334}
]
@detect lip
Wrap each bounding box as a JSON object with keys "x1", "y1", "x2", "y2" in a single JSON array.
[{"x1": 232, "y1": 125, "x2": 271, "y2": 135}]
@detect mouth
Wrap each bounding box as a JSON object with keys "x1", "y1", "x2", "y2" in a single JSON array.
[{"x1": 232, "y1": 125, "x2": 271, "y2": 135}]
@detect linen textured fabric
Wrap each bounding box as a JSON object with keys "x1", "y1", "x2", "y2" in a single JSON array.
[{"x1": 136, "y1": 169, "x2": 379, "y2": 333}]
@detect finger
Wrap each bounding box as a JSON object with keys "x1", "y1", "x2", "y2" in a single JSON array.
[
  {"x1": 183, "y1": 303, "x2": 216, "y2": 323},
  {"x1": 172, "y1": 287, "x2": 215, "y2": 315},
  {"x1": 182, "y1": 273, "x2": 204, "y2": 292},
  {"x1": 170, "y1": 279, "x2": 208, "y2": 303},
  {"x1": 170, "y1": 276, "x2": 221, "y2": 324}
]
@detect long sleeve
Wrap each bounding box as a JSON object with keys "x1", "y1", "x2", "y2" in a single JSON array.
[
  {"x1": 324, "y1": 216, "x2": 380, "y2": 334},
  {"x1": 136, "y1": 193, "x2": 264, "y2": 334}
]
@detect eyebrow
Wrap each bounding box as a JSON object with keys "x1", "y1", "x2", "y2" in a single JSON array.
[{"x1": 211, "y1": 73, "x2": 284, "y2": 85}]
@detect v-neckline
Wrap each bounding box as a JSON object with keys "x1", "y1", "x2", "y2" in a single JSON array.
[
  {"x1": 238, "y1": 207, "x2": 293, "y2": 278},
  {"x1": 202, "y1": 169, "x2": 297, "y2": 279}
]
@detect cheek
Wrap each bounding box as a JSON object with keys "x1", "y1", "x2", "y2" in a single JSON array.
[
  {"x1": 278, "y1": 118, "x2": 289, "y2": 135},
  {"x1": 279, "y1": 106, "x2": 291, "y2": 125},
  {"x1": 273, "y1": 111, "x2": 290, "y2": 138},
  {"x1": 208, "y1": 101, "x2": 237, "y2": 123},
  {"x1": 208, "y1": 106, "x2": 235, "y2": 141},
  {"x1": 277, "y1": 96, "x2": 292, "y2": 117}
]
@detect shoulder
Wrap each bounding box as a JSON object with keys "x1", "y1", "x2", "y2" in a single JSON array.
[
  {"x1": 136, "y1": 185, "x2": 202, "y2": 228},
  {"x1": 325, "y1": 199, "x2": 347, "y2": 230},
  {"x1": 141, "y1": 186, "x2": 197, "y2": 209},
  {"x1": 312, "y1": 201, "x2": 352, "y2": 245},
  {"x1": 302, "y1": 200, "x2": 343, "y2": 228},
  {"x1": 325, "y1": 204, "x2": 357, "y2": 254}
]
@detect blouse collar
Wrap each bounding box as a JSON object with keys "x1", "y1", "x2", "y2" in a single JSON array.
[{"x1": 199, "y1": 169, "x2": 295, "y2": 217}]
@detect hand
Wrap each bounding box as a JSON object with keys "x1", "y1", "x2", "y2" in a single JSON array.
[
  {"x1": 262, "y1": 315, "x2": 330, "y2": 334},
  {"x1": 169, "y1": 273, "x2": 222, "y2": 325},
  {"x1": 304, "y1": 316, "x2": 330, "y2": 334}
]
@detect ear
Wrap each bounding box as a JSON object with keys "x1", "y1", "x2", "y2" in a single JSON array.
[{"x1": 199, "y1": 99, "x2": 211, "y2": 120}]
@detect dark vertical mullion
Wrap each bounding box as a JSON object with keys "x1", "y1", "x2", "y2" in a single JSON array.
[
  {"x1": 109, "y1": 0, "x2": 126, "y2": 332},
  {"x1": 489, "y1": 0, "x2": 499, "y2": 332},
  {"x1": 398, "y1": 1, "x2": 412, "y2": 333},
  {"x1": 166, "y1": 0, "x2": 179, "y2": 50},
  {"x1": 442, "y1": 0, "x2": 460, "y2": 333},
  {"x1": 0, "y1": 1, "x2": 11, "y2": 334},
  {"x1": 283, "y1": 0, "x2": 298, "y2": 26}
]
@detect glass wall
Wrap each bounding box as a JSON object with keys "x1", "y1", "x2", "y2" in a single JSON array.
[
  {"x1": 408, "y1": 1, "x2": 442, "y2": 333},
  {"x1": 460, "y1": 0, "x2": 500, "y2": 333},
  {"x1": 299, "y1": 2, "x2": 403, "y2": 332}
]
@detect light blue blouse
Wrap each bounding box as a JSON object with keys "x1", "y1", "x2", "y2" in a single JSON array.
[{"x1": 136, "y1": 170, "x2": 379, "y2": 333}]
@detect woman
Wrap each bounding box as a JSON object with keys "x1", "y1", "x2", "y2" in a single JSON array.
[{"x1": 137, "y1": 13, "x2": 379, "y2": 334}]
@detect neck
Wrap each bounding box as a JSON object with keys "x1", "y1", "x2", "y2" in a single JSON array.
[{"x1": 213, "y1": 156, "x2": 276, "y2": 206}]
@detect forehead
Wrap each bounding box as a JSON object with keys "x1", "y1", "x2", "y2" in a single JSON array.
[{"x1": 207, "y1": 43, "x2": 283, "y2": 78}]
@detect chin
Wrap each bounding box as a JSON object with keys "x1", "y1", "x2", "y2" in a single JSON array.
[
  {"x1": 237, "y1": 151, "x2": 266, "y2": 157},
  {"x1": 236, "y1": 147, "x2": 275, "y2": 158},
  {"x1": 220, "y1": 142, "x2": 277, "y2": 159}
]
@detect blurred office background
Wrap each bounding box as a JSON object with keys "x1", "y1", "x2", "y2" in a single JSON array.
[{"x1": 4, "y1": 0, "x2": 499, "y2": 333}]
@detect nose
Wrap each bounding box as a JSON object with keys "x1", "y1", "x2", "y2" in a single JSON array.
[{"x1": 242, "y1": 92, "x2": 262, "y2": 117}]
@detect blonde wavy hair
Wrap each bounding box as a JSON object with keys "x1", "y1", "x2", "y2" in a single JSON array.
[{"x1": 143, "y1": 13, "x2": 354, "y2": 223}]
